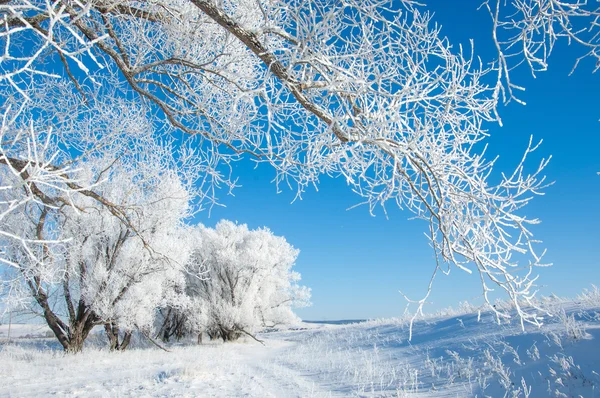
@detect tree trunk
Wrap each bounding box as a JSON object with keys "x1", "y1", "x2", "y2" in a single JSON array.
[
  {"x1": 42, "y1": 308, "x2": 71, "y2": 351},
  {"x1": 207, "y1": 328, "x2": 222, "y2": 341},
  {"x1": 105, "y1": 323, "x2": 119, "y2": 350},
  {"x1": 157, "y1": 308, "x2": 187, "y2": 342},
  {"x1": 66, "y1": 332, "x2": 86, "y2": 354},
  {"x1": 104, "y1": 322, "x2": 132, "y2": 351},
  {"x1": 120, "y1": 330, "x2": 132, "y2": 350},
  {"x1": 156, "y1": 308, "x2": 172, "y2": 342},
  {"x1": 219, "y1": 325, "x2": 241, "y2": 342},
  {"x1": 65, "y1": 317, "x2": 97, "y2": 353}
]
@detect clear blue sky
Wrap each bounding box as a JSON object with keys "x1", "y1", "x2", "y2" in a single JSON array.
[{"x1": 196, "y1": 1, "x2": 600, "y2": 320}]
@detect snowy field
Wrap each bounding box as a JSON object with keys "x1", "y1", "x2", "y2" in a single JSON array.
[{"x1": 2, "y1": 291, "x2": 600, "y2": 397}]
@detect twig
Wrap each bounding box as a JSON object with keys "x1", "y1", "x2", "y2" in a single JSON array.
[
  {"x1": 138, "y1": 328, "x2": 171, "y2": 352},
  {"x1": 241, "y1": 329, "x2": 265, "y2": 346}
]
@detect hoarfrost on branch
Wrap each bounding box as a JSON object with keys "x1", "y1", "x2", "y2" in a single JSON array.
[{"x1": 2, "y1": 0, "x2": 595, "y2": 329}]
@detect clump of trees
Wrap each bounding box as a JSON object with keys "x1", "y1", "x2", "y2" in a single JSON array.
[
  {"x1": 156, "y1": 220, "x2": 312, "y2": 344},
  {"x1": 0, "y1": 122, "x2": 308, "y2": 351},
  {"x1": 1, "y1": 144, "x2": 309, "y2": 351}
]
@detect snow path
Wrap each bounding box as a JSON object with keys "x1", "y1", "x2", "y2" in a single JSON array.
[{"x1": 229, "y1": 340, "x2": 337, "y2": 397}]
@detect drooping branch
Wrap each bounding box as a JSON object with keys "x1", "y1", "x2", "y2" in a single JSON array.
[
  {"x1": 0, "y1": 0, "x2": 556, "y2": 330},
  {"x1": 188, "y1": 0, "x2": 551, "y2": 328},
  {"x1": 190, "y1": 0, "x2": 350, "y2": 143}
]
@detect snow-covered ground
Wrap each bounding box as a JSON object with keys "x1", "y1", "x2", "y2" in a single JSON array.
[{"x1": 2, "y1": 292, "x2": 600, "y2": 397}]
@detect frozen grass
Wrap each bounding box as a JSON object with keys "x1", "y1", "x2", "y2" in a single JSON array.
[
  {"x1": 2, "y1": 289, "x2": 600, "y2": 397},
  {"x1": 267, "y1": 292, "x2": 600, "y2": 397}
]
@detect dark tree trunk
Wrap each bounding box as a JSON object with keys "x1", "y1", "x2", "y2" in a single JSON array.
[
  {"x1": 207, "y1": 327, "x2": 222, "y2": 341},
  {"x1": 28, "y1": 207, "x2": 100, "y2": 353},
  {"x1": 104, "y1": 322, "x2": 132, "y2": 351},
  {"x1": 40, "y1": 306, "x2": 71, "y2": 351},
  {"x1": 218, "y1": 325, "x2": 241, "y2": 342},
  {"x1": 66, "y1": 315, "x2": 98, "y2": 353},
  {"x1": 29, "y1": 279, "x2": 98, "y2": 353},
  {"x1": 67, "y1": 332, "x2": 86, "y2": 354},
  {"x1": 121, "y1": 330, "x2": 132, "y2": 350},
  {"x1": 157, "y1": 308, "x2": 188, "y2": 342},
  {"x1": 105, "y1": 323, "x2": 119, "y2": 350}
]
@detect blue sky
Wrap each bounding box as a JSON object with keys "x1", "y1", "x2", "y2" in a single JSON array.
[{"x1": 196, "y1": 1, "x2": 600, "y2": 320}]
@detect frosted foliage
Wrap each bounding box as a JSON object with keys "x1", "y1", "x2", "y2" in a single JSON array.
[
  {"x1": 3, "y1": 0, "x2": 591, "y2": 327},
  {"x1": 185, "y1": 220, "x2": 310, "y2": 335}
]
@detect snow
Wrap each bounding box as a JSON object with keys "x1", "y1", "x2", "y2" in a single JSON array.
[
  {"x1": 2, "y1": 297, "x2": 600, "y2": 397},
  {"x1": 0, "y1": 331, "x2": 331, "y2": 397}
]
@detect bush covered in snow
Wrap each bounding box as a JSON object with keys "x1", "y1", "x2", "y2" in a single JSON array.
[{"x1": 159, "y1": 221, "x2": 311, "y2": 342}]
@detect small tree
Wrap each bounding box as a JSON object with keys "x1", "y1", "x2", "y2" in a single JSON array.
[{"x1": 184, "y1": 220, "x2": 310, "y2": 342}]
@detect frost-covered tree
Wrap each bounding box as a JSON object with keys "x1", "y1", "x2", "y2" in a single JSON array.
[
  {"x1": 1, "y1": 0, "x2": 597, "y2": 328},
  {"x1": 62, "y1": 166, "x2": 192, "y2": 352},
  {"x1": 183, "y1": 220, "x2": 310, "y2": 342},
  {"x1": 1, "y1": 145, "x2": 193, "y2": 352},
  {"x1": 0, "y1": 72, "x2": 205, "y2": 351}
]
